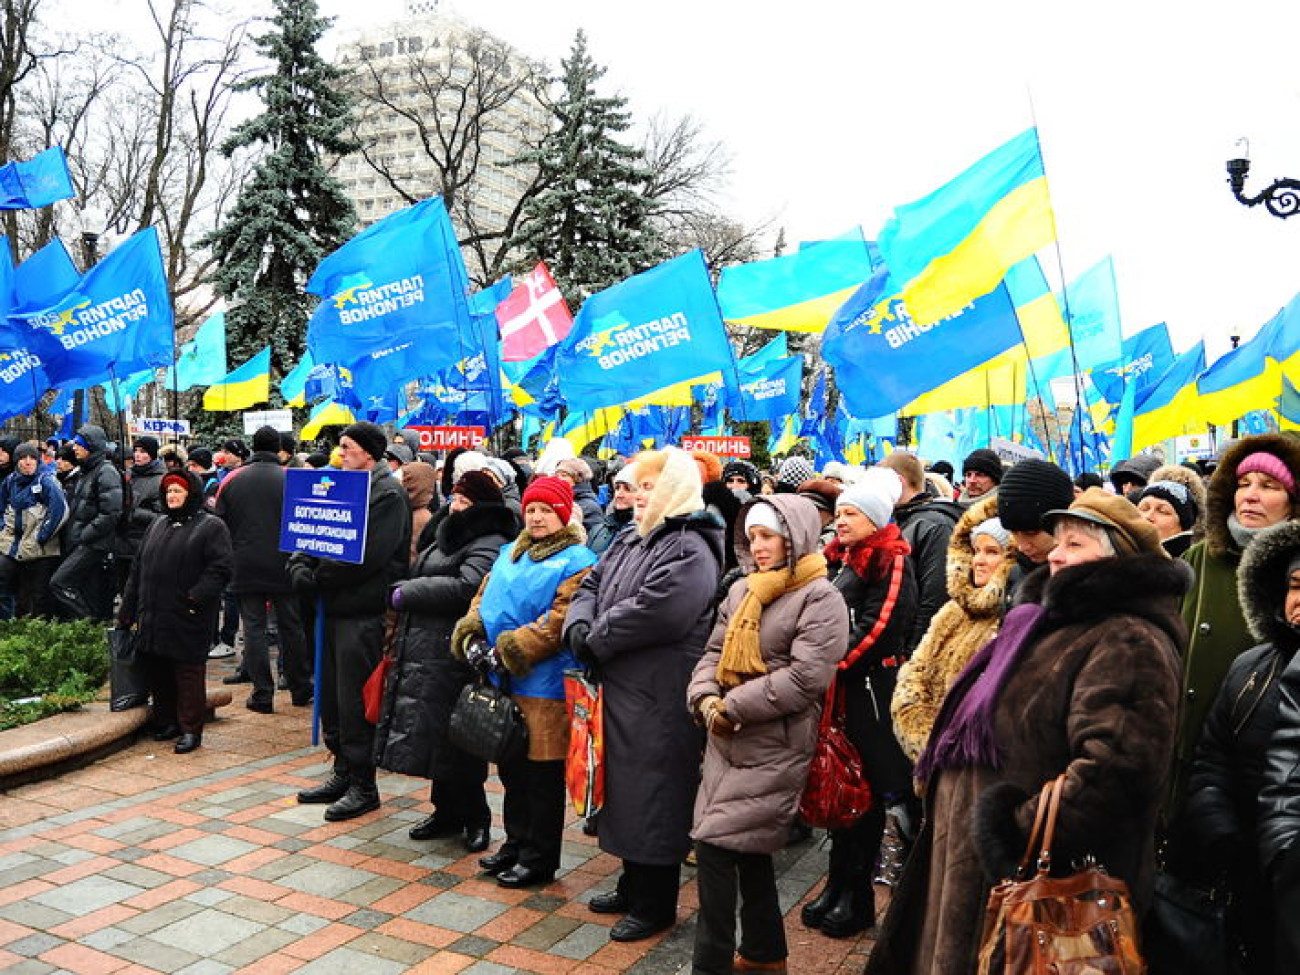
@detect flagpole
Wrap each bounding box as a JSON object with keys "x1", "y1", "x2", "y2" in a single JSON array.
[
  {"x1": 107, "y1": 364, "x2": 128, "y2": 452},
  {"x1": 1026, "y1": 104, "x2": 1089, "y2": 469}
]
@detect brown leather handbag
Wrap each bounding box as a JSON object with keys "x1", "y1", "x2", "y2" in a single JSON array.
[{"x1": 976, "y1": 774, "x2": 1147, "y2": 974}]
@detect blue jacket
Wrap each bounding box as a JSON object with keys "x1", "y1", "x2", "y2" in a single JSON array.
[
  {"x1": 479, "y1": 528, "x2": 596, "y2": 701},
  {"x1": 0, "y1": 468, "x2": 68, "y2": 560}
]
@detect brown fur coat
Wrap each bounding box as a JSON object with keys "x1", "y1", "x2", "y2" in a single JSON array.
[{"x1": 891, "y1": 496, "x2": 1015, "y2": 765}]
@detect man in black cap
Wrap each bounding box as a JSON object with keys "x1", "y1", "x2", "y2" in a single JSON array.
[
  {"x1": 215, "y1": 439, "x2": 248, "y2": 486},
  {"x1": 1108, "y1": 454, "x2": 1162, "y2": 500},
  {"x1": 289, "y1": 421, "x2": 411, "y2": 821},
  {"x1": 960, "y1": 448, "x2": 1003, "y2": 505},
  {"x1": 214, "y1": 426, "x2": 313, "y2": 713},
  {"x1": 994, "y1": 457, "x2": 1076, "y2": 601},
  {"x1": 187, "y1": 447, "x2": 219, "y2": 496}
]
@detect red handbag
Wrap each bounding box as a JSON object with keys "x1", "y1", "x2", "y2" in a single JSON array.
[
  {"x1": 798, "y1": 677, "x2": 872, "y2": 830},
  {"x1": 563, "y1": 669, "x2": 605, "y2": 817},
  {"x1": 362, "y1": 655, "x2": 393, "y2": 724}
]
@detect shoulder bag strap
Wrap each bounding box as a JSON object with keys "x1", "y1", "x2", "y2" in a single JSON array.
[
  {"x1": 838, "y1": 553, "x2": 906, "y2": 671},
  {"x1": 1017, "y1": 782, "x2": 1056, "y2": 879}
]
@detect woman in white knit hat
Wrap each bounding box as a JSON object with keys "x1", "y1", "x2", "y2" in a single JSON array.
[{"x1": 801, "y1": 467, "x2": 919, "y2": 939}]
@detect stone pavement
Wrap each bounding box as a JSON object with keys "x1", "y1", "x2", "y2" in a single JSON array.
[{"x1": 0, "y1": 665, "x2": 876, "y2": 974}]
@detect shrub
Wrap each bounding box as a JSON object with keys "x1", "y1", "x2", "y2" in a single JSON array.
[{"x1": 0, "y1": 618, "x2": 111, "y2": 729}]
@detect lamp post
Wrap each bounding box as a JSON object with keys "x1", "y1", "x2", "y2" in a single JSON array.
[
  {"x1": 1226, "y1": 139, "x2": 1300, "y2": 218},
  {"x1": 70, "y1": 232, "x2": 102, "y2": 432}
]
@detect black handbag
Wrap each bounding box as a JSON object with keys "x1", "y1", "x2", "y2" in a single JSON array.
[
  {"x1": 448, "y1": 680, "x2": 529, "y2": 765},
  {"x1": 107, "y1": 628, "x2": 149, "y2": 712},
  {"x1": 1144, "y1": 869, "x2": 1231, "y2": 975}
]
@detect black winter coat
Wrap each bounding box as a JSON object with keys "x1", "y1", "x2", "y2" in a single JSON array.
[
  {"x1": 566, "y1": 509, "x2": 725, "y2": 865},
  {"x1": 64, "y1": 424, "x2": 123, "y2": 553},
  {"x1": 1260, "y1": 649, "x2": 1300, "y2": 974},
  {"x1": 288, "y1": 466, "x2": 411, "y2": 618},
  {"x1": 828, "y1": 525, "x2": 919, "y2": 798},
  {"x1": 119, "y1": 458, "x2": 164, "y2": 558},
  {"x1": 375, "y1": 503, "x2": 518, "y2": 778},
  {"x1": 573, "y1": 480, "x2": 603, "y2": 537},
  {"x1": 120, "y1": 482, "x2": 233, "y2": 663},
  {"x1": 894, "y1": 494, "x2": 962, "y2": 651},
  {"x1": 213, "y1": 453, "x2": 294, "y2": 594}
]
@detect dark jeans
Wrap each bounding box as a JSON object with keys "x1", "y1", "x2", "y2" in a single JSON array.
[
  {"x1": 319, "y1": 614, "x2": 384, "y2": 784},
  {"x1": 51, "y1": 546, "x2": 115, "y2": 620},
  {"x1": 141, "y1": 653, "x2": 206, "y2": 735},
  {"x1": 498, "y1": 756, "x2": 566, "y2": 874},
  {"x1": 238, "y1": 593, "x2": 311, "y2": 704},
  {"x1": 218, "y1": 588, "x2": 239, "y2": 646},
  {"x1": 693, "y1": 841, "x2": 786, "y2": 974},
  {"x1": 0, "y1": 555, "x2": 56, "y2": 618}
]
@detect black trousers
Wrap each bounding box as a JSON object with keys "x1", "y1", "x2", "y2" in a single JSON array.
[
  {"x1": 692, "y1": 841, "x2": 786, "y2": 974},
  {"x1": 51, "y1": 546, "x2": 114, "y2": 620},
  {"x1": 319, "y1": 614, "x2": 383, "y2": 784},
  {"x1": 141, "y1": 653, "x2": 206, "y2": 735},
  {"x1": 498, "y1": 756, "x2": 566, "y2": 874},
  {"x1": 0, "y1": 555, "x2": 56, "y2": 618},
  {"x1": 218, "y1": 588, "x2": 239, "y2": 645},
  {"x1": 430, "y1": 758, "x2": 491, "y2": 829},
  {"x1": 238, "y1": 593, "x2": 312, "y2": 704},
  {"x1": 614, "y1": 859, "x2": 682, "y2": 923}
]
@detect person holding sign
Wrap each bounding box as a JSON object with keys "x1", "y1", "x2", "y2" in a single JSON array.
[{"x1": 289, "y1": 422, "x2": 411, "y2": 823}]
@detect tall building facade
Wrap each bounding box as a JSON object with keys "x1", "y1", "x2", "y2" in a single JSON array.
[{"x1": 332, "y1": 2, "x2": 548, "y2": 280}]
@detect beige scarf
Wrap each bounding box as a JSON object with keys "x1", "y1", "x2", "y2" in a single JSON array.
[{"x1": 717, "y1": 552, "x2": 828, "y2": 688}]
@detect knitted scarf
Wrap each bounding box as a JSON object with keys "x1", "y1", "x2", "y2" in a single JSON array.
[
  {"x1": 913, "y1": 601, "x2": 1048, "y2": 784},
  {"x1": 717, "y1": 552, "x2": 827, "y2": 689}
]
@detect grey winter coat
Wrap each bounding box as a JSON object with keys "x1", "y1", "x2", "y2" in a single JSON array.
[
  {"x1": 566, "y1": 508, "x2": 725, "y2": 865},
  {"x1": 688, "y1": 495, "x2": 848, "y2": 854},
  {"x1": 375, "y1": 502, "x2": 518, "y2": 778}
]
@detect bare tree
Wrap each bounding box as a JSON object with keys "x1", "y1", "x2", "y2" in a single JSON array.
[
  {"x1": 640, "y1": 112, "x2": 730, "y2": 226},
  {"x1": 346, "y1": 25, "x2": 548, "y2": 283}
]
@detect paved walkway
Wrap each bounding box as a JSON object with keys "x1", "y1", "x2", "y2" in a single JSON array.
[{"x1": 0, "y1": 663, "x2": 876, "y2": 974}]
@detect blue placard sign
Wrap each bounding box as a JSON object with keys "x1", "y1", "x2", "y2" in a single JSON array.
[{"x1": 279, "y1": 468, "x2": 370, "y2": 564}]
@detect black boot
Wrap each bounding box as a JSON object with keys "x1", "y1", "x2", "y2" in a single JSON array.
[
  {"x1": 801, "y1": 830, "x2": 848, "y2": 928},
  {"x1": 324, "y1": 783, "x2": 380, "y2": 822},
  {"x1": 297, "y1": 772, "x2": 349, "y2": 804},
  {"x1": 819, "y1": 885, "x2": 874, "y2": 938},
  {"x1": 800, "y1": 880, "x2": 841, "y2": 928}
]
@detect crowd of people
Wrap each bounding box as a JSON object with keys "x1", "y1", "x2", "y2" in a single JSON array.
[{"x1": 3, "y1": 418, "x2": 1298, "y2": 974}]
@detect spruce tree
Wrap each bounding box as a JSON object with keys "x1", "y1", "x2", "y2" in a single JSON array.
[
  {"x1": 203, "y1": 0, "x2": 358, "y2": 393},
  {"x1": 511, "y1": 30, "x2": 663, "y2": 300}
]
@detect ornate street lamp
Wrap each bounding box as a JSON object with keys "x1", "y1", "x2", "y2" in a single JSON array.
[{"x1": 1227, "y1": 138, "x2": 1300, "y2": 218}]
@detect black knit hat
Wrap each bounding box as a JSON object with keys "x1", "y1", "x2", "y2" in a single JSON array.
[
  {"x1": 187, "y1": 447, "x2": 213, "y2": 470},
  {"x1": 1137, "y1": 480, "x2": 1199, "y2": 531},
  {"x1": 962, "y1": 448, "x2": 1004, "y2": 483},
  {"x1": 251, "y1": 425, "x2": 280, "y2": 454},
  {"x1": 340, "y1": 422, "x2": 388, "y2": 461},
  {"x1": 996, "y1": 458, "x2": 1075, "y2": 532},
  {"x1": 722, "y1": 460, "x2": 761, "y2": 493},
  {"x1": 220, "y1": 438, "x2": 249, "y2": 461},
  {"x1": 132, "y1": 435, "x2": 160, "y2": 459}
]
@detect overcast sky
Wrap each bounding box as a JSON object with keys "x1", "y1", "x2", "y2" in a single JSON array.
[{"x1": 77, "y1": 0, "x2": 1300, "y2": 366}]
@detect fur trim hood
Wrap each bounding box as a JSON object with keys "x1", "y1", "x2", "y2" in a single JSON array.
[
  {"x1": 509, "y1": 522, "x2": 586, "y2": 563},
  {"x1": 1238, "y1": 518, "x2": 1300, "y2": 649},
  {"x1": 1206, "y1": 433, "x2": 1300, "y2": 560},
  {"x1": 946, "y1": 495, "x2": 1016, "y2": 616},
  {"x1": 732, "y1": 494, "x2": 824, "y2": 572}
]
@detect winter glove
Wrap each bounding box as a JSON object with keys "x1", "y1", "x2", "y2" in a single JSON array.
[
  {"x1": 287, "y1": 559, "x2": 317, "y2": 595},
  {"x1": 465, "y1": 637, "x2": 497, "y2": 674},
  {"x1": 701, "y1": 695, "x2": 737, "y2": 737},
  {"x1": 389, "y1": 585, "x2": 404, "y2": 610},
  {"x1": 566, "y1": 620, "x2": 593, "y2": 663}
]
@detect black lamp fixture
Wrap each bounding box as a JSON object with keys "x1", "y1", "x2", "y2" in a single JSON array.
[{"x1": 1227, "y1": 138, "x2": 1300, "y2": 218}]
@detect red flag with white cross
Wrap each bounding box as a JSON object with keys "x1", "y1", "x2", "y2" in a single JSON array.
[{"x1": 496, "y1": 262, "x2": 574, "y2": 362}]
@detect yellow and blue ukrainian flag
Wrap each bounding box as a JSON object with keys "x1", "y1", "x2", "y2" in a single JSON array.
[{"x1": 202, "y1": 346, "x2": 270, "y2": 412}]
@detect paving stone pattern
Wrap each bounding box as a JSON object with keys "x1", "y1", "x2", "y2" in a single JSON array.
[{"x1": 0, "y1": 664, "x2": 875, "y2": 973}]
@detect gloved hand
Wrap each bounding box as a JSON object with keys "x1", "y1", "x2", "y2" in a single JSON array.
[
  {"x1": 566, "y1": 621, "x2": 593, "y2": 662},
  {"x1": 465, "y1": 637, "x2": 497, "y2": 673},
  {"x1": 700, "y1": 695, "x2": 737, "y2": 736},
  {"x1": 389, "y1": 585, "x2": 405, "y2": 610},
  {"x1": 288, "y1": 560, "x2": 317, "y2": 595}
]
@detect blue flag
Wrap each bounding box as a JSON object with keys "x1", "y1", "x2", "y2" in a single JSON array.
[
  {"x1": 168, "y1": 310, "x2": 227, "y2": 392},
  {"x1": 12, "y1": 239, "x2": 81, "y2": 315},
  {"x1": 306, "y1": 197, "x2": 473, "y2": 378},
  {"x1": 728, "y1": 355, "x2": 802, "y2": 423},
  {"x1": 10, "y1": 226, "x2": 173, "y2": 388},
  {"x1": 0, "y1": 148, "x2": 76, "y2": 210},
  {"x1": 555, "y1": 249, "x2": 735, "y2": 412},
  {"x1": 824, "y1": 267, "x2": 1022, "y2": 418},
  {"x1": 0, "y1": 243, "x2": 53, "y2": 421},
  {"x1": 1089, "y1": 322, "x2": 1174, "y2": 406}
]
